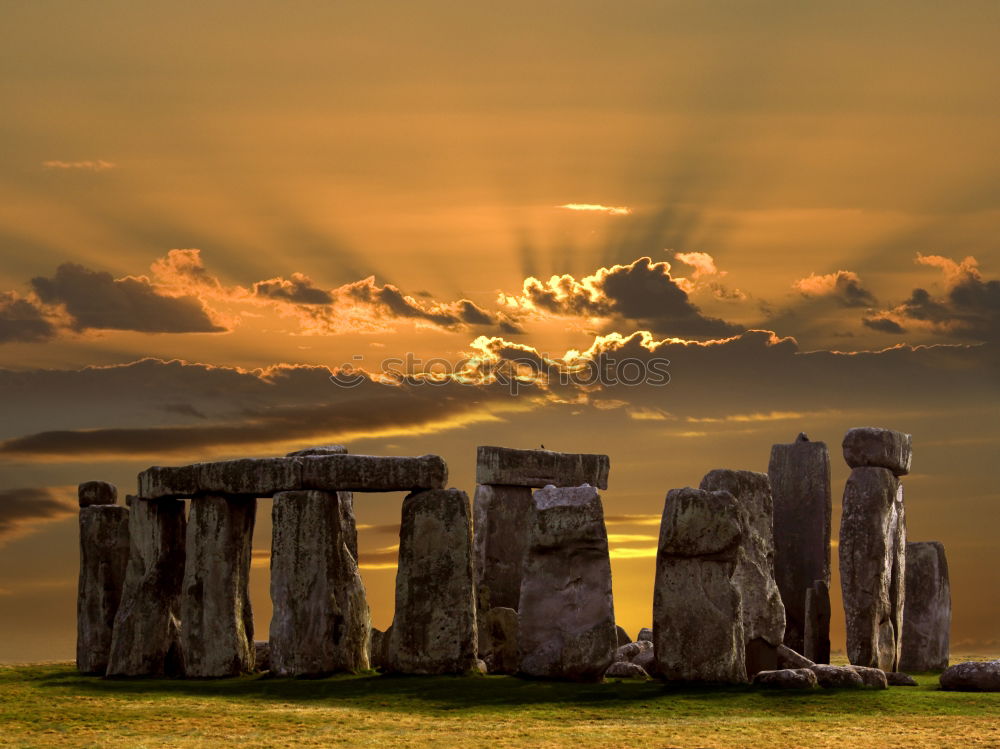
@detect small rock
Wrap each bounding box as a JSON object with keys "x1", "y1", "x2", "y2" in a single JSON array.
[
  {"x1": 78, "y1": 480, "x2": 118, "y2": 507},
  {"x1": 752, "y1": 668, "x2": 818, "y2": 689},
  {"x1": 848, "y1": 665, "x2": 889, "y2": 689},
  {"x1": 605, "y1": 661, "x2": 650, "y2": 679},
  {"x1": 810, "y1": 664, "x2": 865, "y2": 689},
  {"x1": 940, "y1": 661, "x2": 1000, "y2": 692},
  {"x1": 468, "y1": 658, "x2": 488, "y2": 675},
  {"x1": 637, "y1": 627, "x2": 653, "y2": 642},
  {"x1": 885, "y1": 671, "x2": 918, "y2": 686},
  {"x1": 842, "y1": 427, "x2": 912, "y2": 476}
]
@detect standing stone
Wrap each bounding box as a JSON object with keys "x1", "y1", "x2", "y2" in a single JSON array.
[
  {"x1": 77, "y1": 501, "x2": 130, "y2": 674},
  {"x1": 285, "y1": 446, "x2": 357, "y2": 561},
  {"x1": 181, "y1": 495, "x2": 256, "y2": 677},
  {"x1": 768, "y1": 434, "x2": 831, "y2": 659},
  {"x1": 107, "y1": 497, "x2": 186, "y2": 677},
  {"x1": 803, "y1": 579, "x2": 831, "y2": 663},
  {"x1": 269, "y1": 490, "x2": 371, "y2": 676},
  {"x1": 700, "y1": 470, "x2": 786, "y2": 677},
  {"x1": 478, "y1": 606, "x2": 519, "y2": 674},
  {"x1": 616, "y1": 625, "x2": 632, "y2": 646},
  {"x1": 473, "y1": 484, "x2": 535, "y2": 612},
  {"x1": 518, "y1": 485, "x2": 616, "y2": 681},
  {"x1": 900, "y1": 541, "x2": 951, "y2": 672},
  {"x1": 654, "y1": 487, "x2": 746, "y2": 684},
  {"x1": 839, "y1": 466, "x2": 906, "y2": 671},
  {"x1": 386, "y1": 488, "x2": 477, "y2": 674},
  {"x1": 842, "y1": 427, "x2": 912, "y2": 476}
]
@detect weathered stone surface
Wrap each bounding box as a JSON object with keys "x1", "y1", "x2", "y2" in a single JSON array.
[
  {"x1": 637, "y1": 627, "x2": 653, "y2": 643},
  {"x1": 700, "y1": 470, "x2": 786, "y2": 677},
  {"x1": 633, "y1": 645, "x2": 658, "y2": 676},
  {"x1": 386, "y1": 489, "x2": 477, "y2": 674},
  {"x1": 752, "y1": 668, "x2": 818, "y2": 689},
  {"x1": 654, "y1": 488, "x2": 746, "y2": 684},
  {"x1": 809, "y1": 664, "x2": 865, "y2": 689},
  {"x1": 181, "y1": 495, "x2": 256, "y2": 677},
  {"x1": 254, "y1": 641, "x2": 271, "y2": 672},
  {"x1": 605, "y1": 661, "x2": 650, "y2": 679},
  {"x1": 518, "y1": 485, "x2": 616, "y2": 681},
  {"x1": 768, "y1": 437, "x2": 831, "y2": 657},
  {"x1": 76, "y1": 505, "x2": 130, "y2": 674},
  {"x1": 477, "y1": 606, "x2": 519, "y2": 674},
  {"x1": 78, "y1": 480, "x2": 118, "y2": 507},
  {"x1": 616, "y1": 640, "x2": 653, "y2": 663},
  {"x1": 900, "y1": 541, "x2": 951, "y2": 673},
  {"x1": 107, "y1": 497, "x2": 186, "y2": 677},
  {"x1": 286, "y1": 446, "x2": 357, "y2": 560},
  {"x1": 776, "y1": 644, "x2": 814, "y2": 669},
  {"x1": 848, "y1": 665, "x2": 889, "y2": 689},
  {"x1": 269, "y1": 490, "x2": 371, "y2": 676},
  {"x1": 370, "y1": 626, "x2": 391, "y2": 671},
  {"x1": 839, "y1": 467, "x2": 906, "y2": 671},
  {"x1": 803, "y1": 579, "x2": 832, "y2": 663},
  {"x1": 476, "y1": 446, "x2": 610, "y2": 489},
  {"x1": 886, "y1": 671, "x2": 918, "y2": 686},
  {"x1": 940, "y1": 661, "x2": 1000, "y2": 691},
  {"x1": 472, "y1": 484, "x2": 534, "y2": 612},
  {"x1": 843, "y1": 427, "x2": 912, "y2": 476},
  {"x1": 616, "y1": 625, "x2": 632, "y2": 647},
  {"x1": 138, "y1": 454, "x2": 448, "y2": 499}
]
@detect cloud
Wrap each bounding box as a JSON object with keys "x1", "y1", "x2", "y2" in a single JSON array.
[
  {"x1": 558, "y1": 203, "x2": 631, "y2": 216},
  {"x1": 42, "y1": 160, "x2": 115, "y2": 171},
  {"x1": 792, "y1": 270, "x2": 876, "y2": 308},
  {"x1": 253, "y1": 273, "x2": 333, "y2": 305},
  {"x1": 865, "y1": 254, "x2": 1000, "y2": 341},
  {"x1": 608, "y1": 546, "x2": 658, "y2": 559},
  {"x1": 0, "y1": 487, "x2": 77, "y2": 545},
  {"x1": 0, "y1": 293, "x2": 56, "y2": 343},
  {"x1": 30, "y1": 263, "x2": 227, "y2": 334},
  {"x1": 502, "y1": 257, "x2": 740, "y2": 338},
  {"x1": 674, "y1": 251, "x2": 719, "y2": 278}
]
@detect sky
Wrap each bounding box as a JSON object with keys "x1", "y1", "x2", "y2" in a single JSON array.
[{"x1": 0, "y1": 1, "x2": 998, "y2": 663}]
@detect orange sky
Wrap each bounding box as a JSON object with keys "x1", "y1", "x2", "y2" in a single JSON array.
[{"x1": 1, "y1": 1, "x2": 998, "y2": 663}]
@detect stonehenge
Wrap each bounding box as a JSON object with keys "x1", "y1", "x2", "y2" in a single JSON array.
[
  {"x1": 899, "y1": 541, "x2": 951, "y2": 672},
  {"x1": 386, "y1": 488, "x2": 478, "y2": 674},
  {"x1": 517, "y1": 484, "x2": 617, "y2": 681},
  {"x1": 76, "y1": 483, "x2": 130, "y2": 675},
  {"x1": 767, "y1": 434, "x2": 832, "y2": 661},
  {"x1": 77, "y1": 426, "x2": 962, "y2": 692}
]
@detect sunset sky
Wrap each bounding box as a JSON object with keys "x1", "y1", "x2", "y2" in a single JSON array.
[{"x1": 1, "y1": 1, "x2": 998, "y2": 663}]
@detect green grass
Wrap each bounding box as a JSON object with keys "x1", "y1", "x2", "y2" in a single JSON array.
[{"x1": 1, "y1": 663, "x2": 999, "y2": 747}]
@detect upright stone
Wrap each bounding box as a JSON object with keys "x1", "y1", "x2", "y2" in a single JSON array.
[
  {"x1": 518, "y1": 485, "x2": 616, "y2": 681},
  {"x1": 285, "y1": 446, "x2": 357, "y2": 561},
  {"x1": 473, "y1": 483, "x2": 534, "y2": 611},
  {"x1": 839, "y1": 466, "x2": 906, "y2": 671},
  {"x1": 767, "y1": 434, "x2": 831, "y2": 658},
  {"x1": 654, "y1": 487, "x2": 746, "y2": 683},
  {"x1": 386, "y1": 488, "x2": 477, "y2": 674},
  {"x1": 77, "y1": 487, "x2": 130, "y2": 675},
  {"x1": 803, "y1": 579, "x2": 831, "y2": 663},
  {"x1": 107, "y1": 497, "x2": 186, "y2": 677},
  {"x1": 181, "y1": 495, "x2": 256, "y2": 677},
  {"x1": 269, "y1": 490, "x2": 370, "y2": 676},
  {"x1": 900, "y1": 541, "x2": 951, "y2": 672},
  {"x1": 700, "y1": 469, "x2": 786, "y2": 677}
]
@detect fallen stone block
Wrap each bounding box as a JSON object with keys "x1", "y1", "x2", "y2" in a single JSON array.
[
  {"x1": 752, "y1": 668, "x2": 818, "y2": 689},
  {"x1": 809, "y1": 664, "x2": 865, "y2": 688},
  {"x1": 605, "y1": 661, "x2": 650, "y2": 679},
  {"x1": 842, "y1": 427, "x2": 912, "y2": 476},
  {"x1": 849, "y1": 665, "x2": 889, "y2": 689},
  {"x1": 886, "y1": 671, "x2": 918, "y2": 686},
  {"x1": 776, "y1": 644, "x2": 814, "y2": 669},
  {"x1": 518, "y1": 485, "x2": 616, "y2": 681},
  {"x1": 475, "y1": 446, "x2": 609, "y2": 489},
  {"x1": 900, "y1": 541, "x2": 951, "y2": 673},
  {"x1": 940, "y1": 661, "x2": 1000, "y2": 691}
]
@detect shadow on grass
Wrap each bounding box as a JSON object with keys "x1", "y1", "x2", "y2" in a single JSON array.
[{"x1": 19, "y1": 665, "x2": 972, "y2": 719}]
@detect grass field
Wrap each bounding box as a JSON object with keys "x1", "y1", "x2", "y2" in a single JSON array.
[{"x1": 2, "y1": 662, "x2": 999, "y2": 748}]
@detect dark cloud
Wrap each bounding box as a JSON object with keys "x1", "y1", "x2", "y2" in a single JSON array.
[
  {"x1": 509, "y1": 257, "x2": 740, "y2": 338},
  {"x1": 793, "y1": 270, "x2": 877, "y2": 308},
  {"x1": 0, "y1": 293, "x2": 56, "y2": 343},
  {"x1": 862, "y1": 316, "x2": 906, "y2": 334},
  {"x1": 30, "y1": 263, "x2": 226, "y2": 333},
  {"x1": 0, "y1": 487, "x2": 76, "y2": 544},
  {"x1": 252, "y1": 273, "x2": 333, "y2": 305}
]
